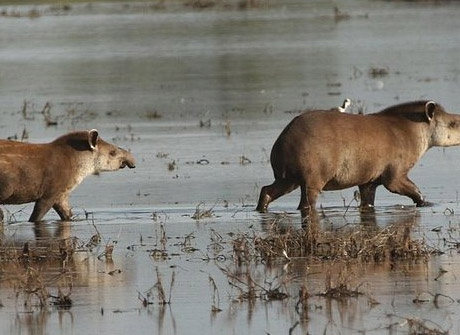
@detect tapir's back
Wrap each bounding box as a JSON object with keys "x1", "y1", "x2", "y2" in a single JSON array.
[
  {"x1": 0, "y1": 139, "x2": 27, "y2": 150},
  {"x1": 0, "y1": 141, "x2": 55, "y2": 171},
  {"x1": 270, "y1": 109, "x2": 425, "y2": 183}
]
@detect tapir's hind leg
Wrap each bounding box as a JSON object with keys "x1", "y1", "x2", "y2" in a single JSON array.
[{"x1": 256, "y1": 179, "x2": 298, "y2": 212}]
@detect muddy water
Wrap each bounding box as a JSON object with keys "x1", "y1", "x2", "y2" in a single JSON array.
[{"x1": 2, "y1": 0, "x2": 460, "y2": 334}]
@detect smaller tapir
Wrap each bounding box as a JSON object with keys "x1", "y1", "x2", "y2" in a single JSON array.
[
  {"x1": 257, "y1": 100, "x2": 460, "y2": 214},
  {"x1": 0, "y1": 129, "x2": 135, "y2": 222}
]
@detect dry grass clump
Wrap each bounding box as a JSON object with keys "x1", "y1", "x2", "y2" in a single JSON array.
[
  {"x1": 405, "y1": 318, "x2": 448, "y2": 335},
  {"x1": 183, "y1": 0, "x2": 216, "y2": 9},
  {"x1": 219, "y1": 266, "x2": 289, "y2": 303},
  {"x1": 138, "y1": 267, "x2": 176, "y2": 307},
  {"x1": 19, "y1": 100, "x2": 96, "y2": 128},
  {"x1": 317, "y1": 267, "x2": 363, "y2": 300},
  {"x1": 191, "y1": 202, "x2": 215, "y2": 220},
  {"x1": 0, "y1": 8, "x2": 41, "y2": 18},
  {"x1": 368, "y1": 66, "x2": 389, "y2": 78},
  {"x1": 50, "y1": 287, "x2": 73, "y2": 308},
  {"x1": 234, "y1": 219, "x2": 431, "y2": 263}
]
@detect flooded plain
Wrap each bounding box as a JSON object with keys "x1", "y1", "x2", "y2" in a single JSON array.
[{"x1": 2, "y1": 0, "x2": 460, "y2": 334}]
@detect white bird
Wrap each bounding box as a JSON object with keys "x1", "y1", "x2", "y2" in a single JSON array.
[{"x1": 336, "y1": 98, "x2": 351, "y2": 113}]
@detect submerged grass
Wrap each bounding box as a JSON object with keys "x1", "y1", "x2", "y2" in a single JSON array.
[{"x1": 233, "y1": 216, "x2": 432, "y2": 264}]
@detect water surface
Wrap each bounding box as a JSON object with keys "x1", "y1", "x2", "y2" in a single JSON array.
[{"x1": 1, "y1": 1, "x2": 460, "y2": 334}]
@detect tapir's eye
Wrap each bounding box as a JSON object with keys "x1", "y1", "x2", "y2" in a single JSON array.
[
  {"x1": 449, "y1": 121, "x2": 459, "y2": 128},
  {"x1": 109, "y1": 150, "x2": 117, "y2": 157}
]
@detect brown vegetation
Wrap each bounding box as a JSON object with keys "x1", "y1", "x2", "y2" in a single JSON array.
[{"x1": 232, "y1": 218, "x2": 432, "y2": 264}]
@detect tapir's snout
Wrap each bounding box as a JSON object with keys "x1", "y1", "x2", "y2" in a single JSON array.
[
  {"x1": 121, "y1": 160, "x2": 136, "y2": 169},
  {"x1": 121, "y1": 151, "x2": 136, "y2": 169}
]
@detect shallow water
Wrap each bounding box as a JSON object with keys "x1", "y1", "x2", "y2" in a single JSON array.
[{"x1": 2, "y1": 0, "x2": 460, "y2": 334}]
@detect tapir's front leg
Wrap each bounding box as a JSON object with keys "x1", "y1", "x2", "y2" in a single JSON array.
[
  {"x1": 359, "y1": 182, "x2": 380, "y2": 209},
  {"x1": 384, "y1": 174, "x2": 426, "y2": 206},
  {"x1": 53, "y1": 196, "x2": 72, "y2": 221},
  {"x1": 29, "y1": 198, "x2": 55, "y2": 222}
]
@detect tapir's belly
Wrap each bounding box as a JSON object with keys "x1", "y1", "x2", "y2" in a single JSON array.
[
  {"x1": 0, "y1": 177, "x2": 43, "y2": 204},
  {"x1": 0, "y1": 158, "x2": 45, "y2": 204},
  {"x1": 323, "y1": 178, "x2": 371, "y2": 191},
  {"x1": 3, "y1": 193, "x2": 39, "y2": 205},
  {"x1": 321, "y1": 157, "x2": 385, "y2": 191}
]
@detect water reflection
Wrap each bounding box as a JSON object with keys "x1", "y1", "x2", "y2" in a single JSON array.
[
  {"x1": 249, "y1": 205, "x2": 442, "y2": 333},
  {"x1": 0, "y1": 220, "x2": 130, "y2": 335},
  {"x1": 33, "y1": 220, "x2": 72, "y2": 240},
  {"x1": 12, "y1": 309, "x2": 74, "y2": 335},
  {"x1": 155, "y1": 305, "x2": 177, "y2": 335},
  {"x1": 258, "y1": 204, "x2": 419, "y2": 229},
  {"x1": 0, "y1": 204, "x2": 453, "y2": 335}
]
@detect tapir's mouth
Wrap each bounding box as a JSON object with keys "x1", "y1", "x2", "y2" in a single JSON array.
[{"x1": 121, "y1": 160, "x2": 136, "y2": 169}]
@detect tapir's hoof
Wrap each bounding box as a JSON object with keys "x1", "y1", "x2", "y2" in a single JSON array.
[
  {"x1": 300, "y1": 207, "x2": 313, "y2": 219},
  {"x1": 256, "y1": 194, "x2": 271, "y2": 213},
  {"x1": 256, "y1": 205, "x2": 268, "y2": 213},
  {"x1": 359, "y1": 204, "x2": 375, "y2": 212}
]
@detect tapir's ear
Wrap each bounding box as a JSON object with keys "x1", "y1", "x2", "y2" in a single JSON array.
[
  {"x1": 88, "y1": 129, "x2": 99, "y2": 150},
  {"x1": 425, "y1": 101, "x2": 436, "y2": 122}
]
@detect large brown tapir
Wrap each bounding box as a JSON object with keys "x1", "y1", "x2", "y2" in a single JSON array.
[
  {"x1": 257, "y1": 100, "x2": 460, "y2": 214},
  {"x1": 0, "y1": 129, "x2": 135, "y2": 222}
]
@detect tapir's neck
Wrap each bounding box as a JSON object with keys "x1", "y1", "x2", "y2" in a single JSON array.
[
  {"x1": 419, "y1": 124, "x2": 433, "y2": 152},
  {"x1": 66, "y1": 152, "x2": 98, "y2": 192},
  {"x1": 384, "y1": 116, "x2": 432, "y2": 154}
]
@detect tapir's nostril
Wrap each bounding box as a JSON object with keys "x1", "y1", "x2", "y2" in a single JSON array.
[{"x1": 123, "y1": 160, "x2": 135, "y2": 169}]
